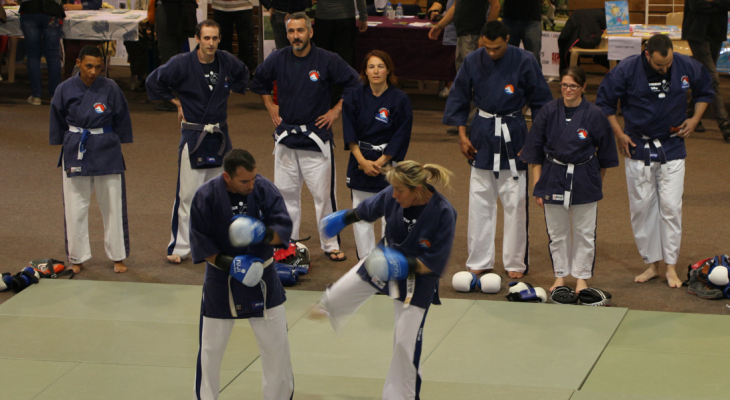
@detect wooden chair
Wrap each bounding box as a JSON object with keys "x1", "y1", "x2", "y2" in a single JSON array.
[{"x1": 569, "y1": 37, "x2": 617, "y2": 69}]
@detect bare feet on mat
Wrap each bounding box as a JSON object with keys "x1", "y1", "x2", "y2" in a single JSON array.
[
  {"x1": 467, "y1": 269, "x2": 486, "y2": 276},
  {"x1": 72, "y1": 263, "x2": 83, "y2": 274},
  {"x1": 114, "y1": 261, "x2": 127, "y2": 273},
  {"x1": 665, "y1": 265, "x2": 682, "y2": 288},
  {"x1": 635, "y1": 266, "x2": 658, "y2": 283},
  {"x1": 167, "y1": 254, "x2": 182, "y2": 264},
  {"x1": 575, "y1": 278, "x2": 588, "y2": 293},
  {"x1": 549, "y1": 277, "x2": 565, "y2": 293},
  {"x1": 507, "y1": 271, "x2": 524, "y2": 279},
  {"x1": 307, "y1": 305, "x2": 328, "y2": 321}
]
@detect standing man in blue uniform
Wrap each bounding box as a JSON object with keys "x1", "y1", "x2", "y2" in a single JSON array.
[
  {"x1": 250, "y1": 12, "x2": 360, "y2": 262},
  {"x1": 596, "y1": 34, "x2": 714, "y2": 288},
  {"x1": 146, "y1": 20, "x2": 250, "y2": 264},
  {"x1": 190, "y1": 149, "x2": 294, "y2": 400},
  {"x1": 444, "y1": 21, "x2": 552, "y2": 279},
  {"x1": 50, "y1": 45, "x2": 133, "y2": 274}
]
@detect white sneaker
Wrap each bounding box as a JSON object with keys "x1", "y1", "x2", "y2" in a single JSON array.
[
  {"x1": 438, "y1": 86, "x2": 450, "y2": 98},
  {"x1": 27, "y1": 96, "x2": 41, "y2": 106}
]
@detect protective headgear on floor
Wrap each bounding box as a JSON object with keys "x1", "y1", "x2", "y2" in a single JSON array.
[
  {"x1": 578, "y1": 288, "x2": 612, "y2": 306},
  {"x1": 274, "y1": 240, "x2": 311, "y2": 275},
  {"x1": 549, "y1": 286, "x2": 579, "y2": 304}
]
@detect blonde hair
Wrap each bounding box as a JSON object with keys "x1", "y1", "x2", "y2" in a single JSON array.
[{"x1": 383, "y1": 160, "x2": 453, "y2": 192}]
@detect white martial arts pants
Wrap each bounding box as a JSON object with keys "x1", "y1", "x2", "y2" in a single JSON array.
[
  {"x1": 544, "y1": 203, "x2": 597, "y2": 280},
  {"x1": 194, "y1": 305, "x2": 293, "y2": 400},
  {"x1": 466, "y1": 167, "x2": 529, "y2": 273},
  {"x1": 62, "y1": 167, "x2": 129, "y2": 264},
  {"x1": 625, "y1": 158, "x2": 684, "y2": 265},
  {"x1": 168, "y1": 143, "x2": 222, "y2": 259},
  {"x1": 322, "y1": 261, "x2": 428, "y2": 400},
  {"x1": 351, "y1": 189, "x2": 386, "y2": 259},
  {"x1": 274, "y1": 142, "x2": 339, "y2": 252}
]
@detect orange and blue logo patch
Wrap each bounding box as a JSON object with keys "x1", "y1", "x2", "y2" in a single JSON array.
[
  {"x1": 309, "y1": 70, "x2": 320, "y2": 81},
  {"x1": 681, "y1": 76, "x2": 690, "y2": 89},
  {"x1": 93, "y1": 103, "x2": 106, "y2": 114},
  {"x1": 578, "y1": 129, "x2": 588, "y2": 140},
  {"x1": 504, "y1": 84, "x2": 514, "y2": 94},
  {"x1": 376, "y1": 107, "x2": 389, "y2": 123},
  {"x1": 419, "y1": 239, "x2": 431, "y2": 249}
]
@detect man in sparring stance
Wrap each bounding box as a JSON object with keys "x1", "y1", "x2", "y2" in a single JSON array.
[
  {"x1": 146, "y1": 19, "x2": 250, "y2": 264},
  {"x1": 596, "y1": 34, "x2": 713, "y2": 288},
  {"x1": 190, "y1": 149, "x2": 294, "y2": 400},
  {"x1": 50, "y1": 45, "x2": 133, "y2": 274},
  {"x1": 443, "y1": 21, "x2": 552, "y2": 279},
  {"x1": 250, "y1": 12, "x2": 360, "y2": 262}
]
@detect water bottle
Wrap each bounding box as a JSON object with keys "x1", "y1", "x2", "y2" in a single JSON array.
[
  {"x1": 396, "y1": 3, "x2": 403, "y2": 19},
  {"x1": 385, "y1": 3, "x2": 395, "y2": 20}
]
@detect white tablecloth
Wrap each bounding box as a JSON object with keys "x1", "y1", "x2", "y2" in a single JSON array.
[{"x1": 0, "y1": 8, "x2": 144, "y2": 41}]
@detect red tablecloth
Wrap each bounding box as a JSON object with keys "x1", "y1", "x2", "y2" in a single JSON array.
[{"x1": 354, "y1": 16, "x2": 457, "y2": 82}]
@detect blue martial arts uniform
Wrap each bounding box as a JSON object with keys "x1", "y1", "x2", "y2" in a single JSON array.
[
  {"x1": 342, "y1": 84, "x2": 413, "y2": 192},
  {"x1": 250, "y1": 44, "x2": 360, "y2": 152},
  {"x1": 443, "y1": 45, "x2": 553, "y2": 173},
  {"x1": 596, "y1": 53, "x2": 714, "y2": 163},
  {"x1": 50, "y1": 74, "x2": 133, "y2": 176},
  {"x1": 353, "y1": 186, "x2": 457, "y2": 309},
  {"x1": 146, "y1": 48, "x2": 249, "y2": 168},
  {"x1": 521, "y1": 98, "x2": 619, "y2": 206},
  {"x1": 190, "y1": 174, "x2": 292, "y2": 319}
]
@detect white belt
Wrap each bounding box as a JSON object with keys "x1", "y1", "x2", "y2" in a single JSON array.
[
  {"x1": 546, "y1": 154, "x2": 594, "y2": 209},
  {"x1": 274, "y1": 123, "x2": 329, "y2": 157},
  {"x1": 478, "y1": 109, "x2": 519, "y2": 180},
  {"x1": 69, "y1": 125, "x2": 105, "y2": 160},
  {"x1": 227, "y1": 257, "x2": 274, "y2": 319}
]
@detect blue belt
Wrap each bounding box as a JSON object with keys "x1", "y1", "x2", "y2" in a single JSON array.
[{"x1": 68, "y1": 125, "x2": 113, "y2": 160}]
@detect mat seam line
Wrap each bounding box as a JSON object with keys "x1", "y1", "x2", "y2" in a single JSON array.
[
  {"x1": 576, "y1": 308, "x2": 630, "y2": 391},
  {"x1": 30, "y1": 361, "x2": 83, "y2": 400},
  {"x1": 420, "y1": 299, "x2": 476, "y2": 366}
]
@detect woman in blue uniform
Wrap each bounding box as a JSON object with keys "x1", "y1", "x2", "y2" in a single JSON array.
[
  {"x1": 316, "y1": 160, "x2": 457, "y2": 400},
  {"x1": 520, "y1": 66, "x2": 619, "y2": 295},
  {"x1": 342, "y1": 50, "x2": 413, "y2": 259}
]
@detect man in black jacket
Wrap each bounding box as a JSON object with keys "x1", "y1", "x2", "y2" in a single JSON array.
[{"x1": 683, "y1": 0, "x2": 730, "y2": 139}]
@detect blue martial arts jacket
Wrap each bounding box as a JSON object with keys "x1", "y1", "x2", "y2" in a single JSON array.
[
  {"x1": 146, "y1": 48, "x2": 249, "y2": 169},
  {"x1": 50, "y1": 74, "x2": 133, "y2": 177},
  {"x1": 190, "y1": 174, "x2": 292, "y2": 319},
  {"x1": 521, "y1": 98, "x2": 619, "y2": 205},
  {"x1": 595, "y1": 53, "x2": 714, "y2": 162},
  {"x1": 250, "y1": 44, "x2": 361, "y2": 152},
  {"x1": 355, "y1": 186, "x2": 457, "y2": 309},
  {"x1": 342, "y1": 84, "x2": 413, "y2": 193},
  {"x1": 443, "y1": 45, "x2": 553, "y2": 171}
]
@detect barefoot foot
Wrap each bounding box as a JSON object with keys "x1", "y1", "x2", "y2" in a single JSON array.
[
  {"x1": 507, "y1": 271, "x2": 524, "y2": 279},
  {"x1": 666, "y1": 265, "x2": 682, "y2": 288},
  {"x1": 468, "y1": 269, "x2": 488, "y2": 276},
  {"x1": 167, "y1": 254, "x2": 182, "y2": 264},
  {"x1": 549, "y1": 277, "x2": 565, "y2": 293},
  {"x1": 575, "y1": 279, "x2": 588, "y2": 293},
  {"x1": 307, "y1": 305, "x2": 328, "y2": 321},
  {"x1": 72, "y1": 263, "x2": 83, "y2": 274},
  {"x1": 114, "y1": 261, "x2": 127, "y2": 273},
  {"x1": 635, "y1": 266, "x2": 658, "y2": 283}
]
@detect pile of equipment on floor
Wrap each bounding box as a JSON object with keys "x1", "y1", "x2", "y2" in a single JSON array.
[
  {"x1": 685, "y1": 255, "x2": 730, "y2": 299},
  {"x1": 0, "y1": 259, "x2": 73, "y2": 294},
  {"x1": 273, "y1": 241, "x2": 311, "y2": 287}
]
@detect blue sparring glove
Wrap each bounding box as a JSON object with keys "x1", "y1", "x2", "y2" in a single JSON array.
[
  {"x1": 213, "y1": 254, "x2": 265, "y2": 287},
  {"x1": 364, "y1": 246, "x2": 419, "y2": 282},
  {"x1": 275, "y1": 263, "x2": 299, "y2": 287},
  {"x1": 229, "y1": 215, "x2": 275, "y2": 248},
  {"x1": 319, "y1": 210, "x2": 360, "y2": 240}
]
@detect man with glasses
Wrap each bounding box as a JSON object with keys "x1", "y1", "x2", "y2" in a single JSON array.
[
  {"x1": 596, "y1": 34, "x2": 713, "y2": 288},
  {"x1": 443, "y1": 21, "x2": 552, "y2": 280}
]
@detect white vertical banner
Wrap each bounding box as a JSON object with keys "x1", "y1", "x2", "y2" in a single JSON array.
[{"x1": 540, "y1": 31, "x2": 561, "y2": 77}]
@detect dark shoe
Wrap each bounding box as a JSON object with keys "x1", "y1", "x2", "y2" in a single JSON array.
[
  {"x1": 721, "y1": 121, "x2": 730, "y2": 141},
  {"x1": 694, "y1": 120, "x2": 705, "y2": 133},
  {"x1": 155, "y1": 100, "x2": 177, "y2": 112},
  {"x1": 687, "y1": 269, "x2": 723, "y2": 299}
]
